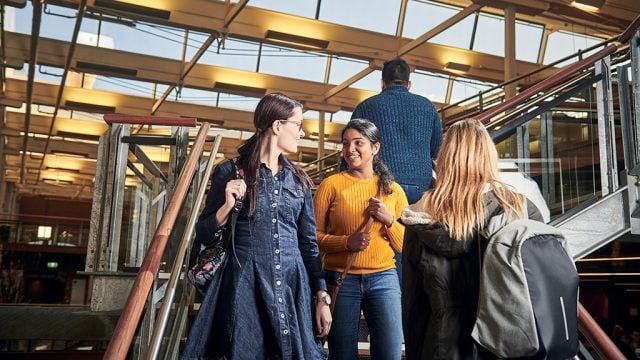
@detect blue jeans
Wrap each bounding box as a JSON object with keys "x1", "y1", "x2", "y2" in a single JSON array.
[{"x1": 326, "y1": 269, "x2": 403, "y2": 360}]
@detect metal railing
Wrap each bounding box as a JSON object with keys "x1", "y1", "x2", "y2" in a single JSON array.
[{"x1": 104, "y1": 122, "x2": 211, "y2": 359}]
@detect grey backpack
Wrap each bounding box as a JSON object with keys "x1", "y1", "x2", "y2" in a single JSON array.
[{"x1": 472, "y1": 218, "x2": 579, "y2": 359}]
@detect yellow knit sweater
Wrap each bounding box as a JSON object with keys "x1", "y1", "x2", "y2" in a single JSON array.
[{"x1": 313, "y1": 172, "x2": 408, "y2": 274}]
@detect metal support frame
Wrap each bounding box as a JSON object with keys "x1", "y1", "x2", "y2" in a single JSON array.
[
  {"x1": 628, "y1": 30, "x2": 640, "y2": 234},
  {"x1": 595, "y1": 56, "x2": 618, "y2": 196},
  {"x1": 169, "y1": 127, "x2": 190, "y2": 191},
  {"x1": 516, "y1": 123, "x2": 530, "y2": 174},
  {"x1": 540, "y1": 111, "x2": 556, "y2": 205},
  {"x1": 632, "y1": 30, "x2": 640, "y2": 166},
  {"x1": 617, "y1": 64, "x2": 636, "y2": 171},
  {"x1": 106, "y1": 124, "x2": 131, "y2": 271}
]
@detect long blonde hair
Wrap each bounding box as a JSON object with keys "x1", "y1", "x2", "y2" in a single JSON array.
[{"x1": 422, "y1": 119, "x2": 525, "y2": 239}]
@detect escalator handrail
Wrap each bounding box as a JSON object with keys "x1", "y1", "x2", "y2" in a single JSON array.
[
  {"x1": 440, "y1": 14, "x2": 640, "y2": 115},
  {"x1": 473, "y1": 44, "x2": 617, "y2": 124},
  {"x1": 579, "y1": 303, "x2": 626, "y2": 360},
  {"x1": 104, "y1": 122, "x2": 211, "y2": 360}
]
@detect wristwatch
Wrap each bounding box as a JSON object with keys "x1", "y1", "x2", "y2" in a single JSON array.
[{"x1": 316, "y1": 292, "x2": 331, "y2": 305}]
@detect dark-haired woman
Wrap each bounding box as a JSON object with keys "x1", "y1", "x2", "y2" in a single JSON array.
[
  {"x1": 182, "y1": 93, "x2": 331, "y2": 359},
  {"x1": 313, "y1": 119, "x2": 408, "y2": 360}
]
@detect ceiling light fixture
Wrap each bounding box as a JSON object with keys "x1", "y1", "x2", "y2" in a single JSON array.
[
  {"x1": 213, "y1": 82, "x2": 267, "y2": 98},
  {"x1": 265, "y1": 30, "x2": 329, "y2": 50},
  {"x1": 46, "y1": 166, "x2": 81, "y2": 174},
  {"x1": 571, "y1": 0, "x2": 605, "y2": 12},
  {"x1": 64, "y1": 100, "x2": 116, "y2": 114},
  {"x1": 94, "y1": 0, "x2": 171, "y2": 20},
  {"x1": 444, "y1": 61, "x2": 471, "y2": 72},
  {"x1": 75, "y1": 61, "x2": 138, "y2": 77},
  {"x1": 43, "y1": 178, "x2": 73, "y2": 186},
  {"x1": 52, "y1": 150, "x2": 89, "y2": 159}
]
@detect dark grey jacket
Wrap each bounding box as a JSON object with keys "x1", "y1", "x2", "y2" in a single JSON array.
[{"x1": 400, "y1": 192, "x2": 542, "y2": 360}]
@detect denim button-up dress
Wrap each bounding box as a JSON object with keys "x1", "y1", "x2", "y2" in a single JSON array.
[{"x1": 182, "y1": 156, "x2": 327, "y2": 360}]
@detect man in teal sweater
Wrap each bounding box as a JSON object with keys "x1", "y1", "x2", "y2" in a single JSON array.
[
  {"x1": 351, "y1": 58, "x2": 442, "y2": 204},
  {"x1": 351, "y1": 58, "x2": 442, "y2": 285}
]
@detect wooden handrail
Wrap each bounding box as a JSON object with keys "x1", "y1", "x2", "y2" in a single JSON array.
[
  {"x1": 104, "y1": 122, "x2": 211, "y2": 359},
  {"x1": 104, "y1": 114, "x2": 197, "y2": 127},
  {"x1": 578, "y1": 303, "x2": 626, "y2": 360},
  {"x1": 473, "y1": 44, "x2": 617, "y2": 124}
]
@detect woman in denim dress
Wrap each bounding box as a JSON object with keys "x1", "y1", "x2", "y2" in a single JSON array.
[{"x1": 182, "y1": 93, "x2": 331, "y2": 359}]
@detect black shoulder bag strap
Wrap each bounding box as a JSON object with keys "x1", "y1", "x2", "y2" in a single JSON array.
[{"x1": 228, "y1": 158, "x2": 244, "y2": 267}]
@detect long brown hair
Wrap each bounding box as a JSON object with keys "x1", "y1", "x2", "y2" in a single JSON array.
[
  {"x1": 237, "y1": 93, "x2": 311, "y2": 216},
  {"x1": 422, "y1": 119, "x2": 525, "y2": 239}
]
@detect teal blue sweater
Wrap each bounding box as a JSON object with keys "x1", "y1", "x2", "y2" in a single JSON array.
[{"x1": 352, "y1": 86, "x2": 442, "y2": 192}]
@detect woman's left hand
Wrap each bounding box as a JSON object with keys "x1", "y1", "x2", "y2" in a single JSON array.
[
  {"x1": 368, "y1": 197, "x2": 394, "y2": 227},
  {"x1": 315, "y1": 298, "x2": 332, "y2": 338}
]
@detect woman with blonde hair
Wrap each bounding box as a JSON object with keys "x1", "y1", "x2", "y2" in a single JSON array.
[{"x1": 400, "y1": 118, "x2": 542, "y2": 359}]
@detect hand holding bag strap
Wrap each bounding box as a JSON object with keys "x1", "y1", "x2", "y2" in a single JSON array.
[{"x1": 333, "y1": 182, "x2": 383, "y2": 293}]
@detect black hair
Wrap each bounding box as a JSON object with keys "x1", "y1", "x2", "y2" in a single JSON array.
[
  {"x1": 237, "y1": 93, "x2": 311, "y2": 216},
  {"x1": 341, "y1": 118, "x2": 395, "y2": 195},
  {"x1": 382, "y1": 58, "x2": 410, "y2": 87}
]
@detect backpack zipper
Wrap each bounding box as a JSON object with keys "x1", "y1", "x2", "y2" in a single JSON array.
[{"x1": 560, "y1": 296, "x2": 569, "y2": 341}]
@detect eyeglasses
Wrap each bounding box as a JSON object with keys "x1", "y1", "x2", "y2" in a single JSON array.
[{"x1": 279, "y1": 120, "x2": 303, "y2": 131}]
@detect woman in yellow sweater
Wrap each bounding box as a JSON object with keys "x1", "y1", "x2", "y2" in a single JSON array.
[{"x1": 314, "y1": 118, "x2": 408, "y2": 360}]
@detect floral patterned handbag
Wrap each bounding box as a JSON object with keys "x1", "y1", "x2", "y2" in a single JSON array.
[{"x1": 187, "y1": 159, "x2": 243, "y2": 293}]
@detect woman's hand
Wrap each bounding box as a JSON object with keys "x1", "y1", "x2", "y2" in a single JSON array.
[
  {"x1": 368, "y1": 197, "x2": 394, "y2": 227},
  {"x1": 224, "y1": 179, "x2": 246, "y2": 210},
  {"x1": 215, "y1": 178, "x2": 246, "y2": 226},
  {"x1": 346, "y1": 231, "x2": 370, "y2": 252},
  {"x1": 315, "y1": 292, "x2": 332, "y2": 338}
]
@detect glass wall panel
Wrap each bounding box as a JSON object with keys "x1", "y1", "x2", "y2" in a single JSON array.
[
  {"x1": 319, "y1": 0, "x2": 401, "y2": 35},
  {"x1": 473, "y1": 13, "x2": 504, "y2": 56},
  {"x1": 410, "y1": 71, "x2": 450, "y2": 103},
  {"x1": 544, "y1": 31, "x2": 604, "y2": 66},
  {"x1": 516, "y1": 21, "x2": 543, "y2": 62},
  {"x1": 450, "y1": 78, "x2": 493, "y2": 103}
]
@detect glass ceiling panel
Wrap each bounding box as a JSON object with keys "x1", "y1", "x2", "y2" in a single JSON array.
[
  {"x1": 215, "y1": 93, "x2": 261, "y2": 112},
  {"x1": 194, "y1": 36, "x2": 260, "y2": 72},
  {"x1": 96, "y1": 21, "x2": 185, "y2": 60},
  {"x1": 91, "y1": 76, "x2": 157, "y2": 97},
  {"x1": 319, "y1": 0, "x2": 401, "y2": 35},
  {"x1": 404, "y1": 0, "x2": 474, "y2": 49},
  {"x1": 259, "y1": 45, "x2": 327, "y2": 82},
  {"x1": 352, "y1": 71, "x2": 382, "y2": 92},
  {"x1": 14, "y1": 3, "x2": 75, "y2": 41},
  {"x1": 331, "y1": 110, "x2": 353, "y2": 124},
  {"x1": 543, "y1": 31, "x2": 603, "y2": 66},
  {"x1": 328, "y1": 57, "x2": 369, "y2": 86},
  {"x1": 249, "y1": 0, "x2": 318, "y2": 19},
  {"x1": 176, "y1": 87, "x2": 217, "y2": 107},
  {"x1": 410, "y1": 71, "x2": 449, "y2": 103}
]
